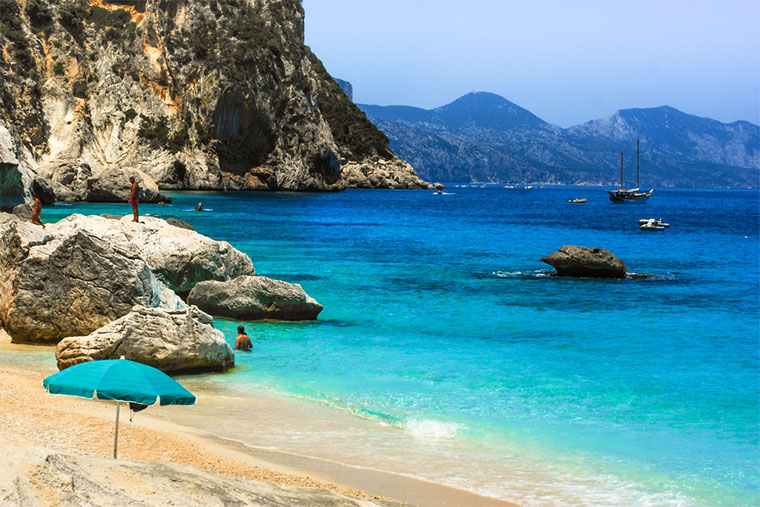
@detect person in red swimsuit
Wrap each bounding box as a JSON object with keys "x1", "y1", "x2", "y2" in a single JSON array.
[
  {"x1": 128, "y1": 176, "x2": 140, "y2": 223},
  {"x1": 31, "y1": 195, "x2": 45, "y2": 229}
]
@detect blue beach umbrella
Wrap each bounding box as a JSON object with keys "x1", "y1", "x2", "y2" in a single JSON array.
[{"x1": 43, "y1": 357, "x2": 195, "y2": 458}]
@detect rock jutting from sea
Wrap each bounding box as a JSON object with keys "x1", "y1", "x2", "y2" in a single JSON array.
[
  {"x1": 0, "y1": 0, "x2": 431, "y2": 212},
  {"x1": 188, "y1": 275, "x2": 324, "y2": 321},
  {"x1": 540, "y1": 245, "x2": 627, "y2": 278}
]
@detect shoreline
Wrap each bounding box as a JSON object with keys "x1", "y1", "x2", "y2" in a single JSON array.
[{"x1": 0, "y1": 352, "x2": 516, "y2": 506}]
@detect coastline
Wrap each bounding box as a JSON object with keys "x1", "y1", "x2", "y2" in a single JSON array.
[{"x1": 0, "y1": 348, "x2": 515, "y2": 506}]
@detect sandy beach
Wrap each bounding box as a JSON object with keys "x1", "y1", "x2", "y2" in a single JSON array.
[{"x1": 0, "y1": 349, "x2": 514, "y2": 506}]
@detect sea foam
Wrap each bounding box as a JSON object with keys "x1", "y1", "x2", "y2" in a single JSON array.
[{"x1": 404, "y1": 419, "x2": 461, "y2": 439}]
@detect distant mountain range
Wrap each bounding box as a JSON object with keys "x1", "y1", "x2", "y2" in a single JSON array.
[{"x1": 358, "y1": 92, "x2": 759, "y2": 187}]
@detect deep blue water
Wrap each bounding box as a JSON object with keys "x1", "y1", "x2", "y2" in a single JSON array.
[{"x1": 43, "y1": 186, "x2": 760, "y2": 504}]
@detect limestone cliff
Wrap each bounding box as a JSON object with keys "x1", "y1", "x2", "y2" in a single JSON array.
[{"x1": 0, "y1": 0, "x2": 428, "y2": 209}]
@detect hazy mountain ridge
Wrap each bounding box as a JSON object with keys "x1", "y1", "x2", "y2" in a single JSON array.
[{"x1": 359, "y1": 93, "x2": 759, "y2": 187}]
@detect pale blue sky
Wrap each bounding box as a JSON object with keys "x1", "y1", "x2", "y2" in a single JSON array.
[{"x1": 303, "y1": 0, "x2": 760, "y2": 127}]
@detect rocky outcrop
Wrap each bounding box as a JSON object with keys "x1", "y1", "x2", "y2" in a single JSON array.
[
  {"x1": 36, "y1": 161, "x2": 92, "y2": 202},
  {"x1": 540, "y1": 245, "x2": 627, "y2": 278},
  {"x1": 53, "y1": 215, "x2": 255, "y2": 296},
  {"x1": 0, "y1": 0, "x2": 429, "y2": 200},
  {"x1": 341, "y1": 157, "x2": 433, "y2": 189},
  {"x1": 38, "y1": 163, "x2": 172, "y2": 203},
  {"x1": 0, "y1": 121, "x2": 25, "y2": 211},
  {"x1": 0, "y1": 448, "x2": 389, "y2": 507},
  {"x1": 86, "y1": 167, "x2": 172, "y2": 203},
  {"x1": 11, "y1": 204, "x2": 33, "y2": 220},
  {"x1": 55, "y1": 305, "x2": 233, "y2": 374},
  {"x1": 188, "y1": 275, "x2": 323, "y2": 321},
  {"x1": 334, "y1": 78, "x2": 354, "y2": 101},
  {"x1": 0, "y1": 217, "x2": 184, "y2": 343},
  {"x1": 0, "y1": 211, "x2": 318, "y2": 345},
  {"x1": 165, "y1": 218, "x2": 194, "y2": 230}
]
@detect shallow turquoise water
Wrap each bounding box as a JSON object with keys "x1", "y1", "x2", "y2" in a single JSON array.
[{"x1": 41, "y1": 187, "x2": 759, "y2": 504}]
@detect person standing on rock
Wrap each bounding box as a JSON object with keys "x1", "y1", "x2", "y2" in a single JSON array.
[
  {"x1": 235, "y1": 326, "x2": 252, "y2": 351},
  {"x1": 31, "y1": 195, "x2": 45, "y2": 229},
  {"x1": 128, "y1": 176, "x2": 140, "y2": 223}
]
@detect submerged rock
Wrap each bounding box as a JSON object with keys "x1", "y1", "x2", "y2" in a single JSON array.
[
  {"x1": 55, "y1": 305, "x2": 233, "y2": 374},
  {"x1": 0, "y1": 219, "x2": 183, "y2": 343},
  {"x1": 540, "y1": 245, "x2": 626, "y2": 278},
  {"x1": 188, "y1": 275, "x2": 323, "y2": 321}
]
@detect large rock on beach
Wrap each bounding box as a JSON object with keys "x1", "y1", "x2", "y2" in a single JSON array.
[
  {"x1": 36, "y1": 161, "x2": 93, "y2": 202},
  {"x1": 85, "y1": 167, "x2": 173, "y2": 203},
  {"x1": 0, "y1": 448, "x2": 388, "y2": 507},
  {"x1": 55, "y1": 305, "x2": 233, "y2": 374},
  {"x1": 540, "y1": 245, "x2": 627, "y2": 278},
  {"x1": 0, "y1": 218, "x2": 183, "y2": 343},
  {"x1": 11, "y1": 204, "x2": 33, "y2": 220},
  {"x1": 188, "y1": 275, "x2": 323, "y2": 321},
  {"x1": 53, "y1": 215, "x2": 255, "y2": 296}
]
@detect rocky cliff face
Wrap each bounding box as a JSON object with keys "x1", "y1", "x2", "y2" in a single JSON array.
[
  {"x1": 0, "y1": 0, "x2": 428, "y2": 208},
  {"x1": 333, "y1": 78, "x2": 353, "y2": 101}
]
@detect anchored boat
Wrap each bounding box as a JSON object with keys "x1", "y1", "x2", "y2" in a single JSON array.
[
  {"x1": 638, "y1": 218, "x2": 670, "y2": 228},
  {"x1": 607, "y1": 139, "x2": 653, "y2": 203},
  {"x1": 640, "y1": 219, "x2": 668, "y2": 231}
]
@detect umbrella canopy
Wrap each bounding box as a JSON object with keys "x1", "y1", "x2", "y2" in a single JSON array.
[
  {"x1": 43, "y1": 359, "x2": 196, "y2": 406},
  {"x1": 43, "y1": 358, "x2": 195, "y2": 458}
]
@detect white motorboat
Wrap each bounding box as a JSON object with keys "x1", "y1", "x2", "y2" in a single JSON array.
[
  {"x1": 638, "y1": 218, "x2": 670, "y2": 228},
  {"x1": 640, "y1": 218, "x2": 668, "y2": 231}
]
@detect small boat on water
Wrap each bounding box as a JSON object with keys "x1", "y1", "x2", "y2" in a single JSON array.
[
  {"x1": 638, "y1": 218, "x2": 669, "y2": 228},
  {"x1": 607, "y1": 139, "x2": 653, "y2": 203},
  {"x1": 640, "y1": 218, "x2": 668, "y2": 231},
  {"x1": 524, "y1": 185, "x2": 533, "y2": 189},
  {"x1": 568, "y1": 198, "x2": 587, "y2": 203}
]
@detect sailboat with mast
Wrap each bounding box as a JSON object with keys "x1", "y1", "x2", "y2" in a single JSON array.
[{"x1": 606, "y1": 139, "x2": 653, "y2": 202}]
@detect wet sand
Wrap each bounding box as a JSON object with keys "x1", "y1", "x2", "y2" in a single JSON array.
[{"x1": 0, "y1": 357, "x2": 515, "y2": 506}]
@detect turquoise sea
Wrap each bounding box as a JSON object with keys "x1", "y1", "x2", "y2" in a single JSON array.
[{"x1": 38, "y1": 186, "x2": 760, "y2": 505}]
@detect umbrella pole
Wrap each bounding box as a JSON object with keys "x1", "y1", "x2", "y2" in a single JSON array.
[{"x1": 113, "y1": 401, "x2": 120, "y2": 459}]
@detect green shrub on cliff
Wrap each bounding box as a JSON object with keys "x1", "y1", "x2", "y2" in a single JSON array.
[
  {"x1": 168, "y1": 128, "x2": 189, "y2": 154},
  {"x1": 0, "y1": 0, "x2": 38, "y2": 77},
  {"x1": 138, "y1": 117, "x2": 170, "y2": 146},
  {"x1": 87, "y1": 6, "x2": 131, "y2": 30},
  {"x1": 25, "y1": 0, "x2": 53, "y2": 28},
  {"x1": 138, "y1": 117, "x2": 188, "y2": 153},
  {"x1": 58, "y1": 2, "x2": 86, "y2": 41}
]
